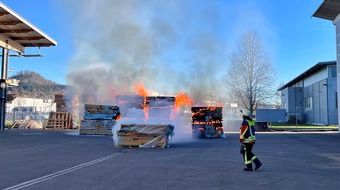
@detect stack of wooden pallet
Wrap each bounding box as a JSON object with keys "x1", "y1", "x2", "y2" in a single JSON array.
[
  {"x1": 6, "y1": 93, "x2": 17, "y2": 103},
  {"x1": 55, "y1": 94, "x2": 70, "y2": 112},
  {"x1": 191, "y1": 107, "x2": 224, "y2": 139},
  {"x1": 45, "y1": 112, "x2": 73, "y2": 129},
  {"x1": 117, "y1": 124, "x2": 174, "y2": 148},
  {"x1": 79, "y1": 104, "x2": 120, "y2": 135},
  {"x1": 11, "y1": 119, "x2": 44, "y2": 129}
]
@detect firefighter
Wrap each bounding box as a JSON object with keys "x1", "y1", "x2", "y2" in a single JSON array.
[{"x1": 240, "y1": 110, "x2": 262, "y2": 171}]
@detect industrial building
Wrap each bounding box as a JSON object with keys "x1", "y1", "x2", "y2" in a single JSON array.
[
  {"x1": 313, "y1": 1, "x2": 340, "y2": 126},
  {"x1": 279, "y1": 1, "x2": 340, "y2": 126},
  {"x1": 278, "y1": 61, "x2": 337, "y2": 125}
]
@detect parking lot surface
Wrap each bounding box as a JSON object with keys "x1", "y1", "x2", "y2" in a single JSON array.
[{"x1": 1, "y1": 129, "x2": 340, "y2": 190}]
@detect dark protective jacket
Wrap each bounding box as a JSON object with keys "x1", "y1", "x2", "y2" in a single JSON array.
[{"x1": 240, "y1": 116, "x2": 256, "y2": 144}]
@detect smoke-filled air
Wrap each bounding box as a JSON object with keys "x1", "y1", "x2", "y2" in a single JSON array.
[
  {"x1": 57, "y1": 0, "x2": 233, "y2": 105},
  {"x1": 54, "y1": 0, "x2": 273, "y2": 138}
]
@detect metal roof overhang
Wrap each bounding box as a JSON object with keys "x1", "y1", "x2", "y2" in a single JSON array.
[
  {"x1": 0, "y1": 2, "x2": 57, "y2": 54},
  {"x1": 278, "y1": 61, "x2": 336, "y2": 91},
  {"x1": 313, "y1": 0, "x2": 340, "y2": 21}
]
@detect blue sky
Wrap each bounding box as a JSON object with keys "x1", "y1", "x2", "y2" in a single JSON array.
[{"x1": 1, "y1": 0, "x2": 336, "y2": 99}]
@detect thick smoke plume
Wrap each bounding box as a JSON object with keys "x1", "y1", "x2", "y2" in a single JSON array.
[
  {"x1": 54, "y1": 0, "x2": 275, "y2": 134},
  {"x1": 57, "y1": 0, "x2": 228, "y2": 105}
]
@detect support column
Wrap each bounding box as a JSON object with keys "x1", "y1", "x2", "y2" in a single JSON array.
[
  {"x1": 0, "y1": 47, "x2": 8, "y2": 131},
  {"x1": 334, "y1": 16, "x2": 340, "y2": 127}
]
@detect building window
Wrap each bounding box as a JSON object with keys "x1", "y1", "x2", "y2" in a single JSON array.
[
  {"x1": 304, "y1": 97, "x2": 312, "y2": 111},
  {"x1": 336, "y1": 92, "x2": 338, "y2": 108},
  {"x1": 330, "y1": 66, "x2": 336, "y2": 77}
]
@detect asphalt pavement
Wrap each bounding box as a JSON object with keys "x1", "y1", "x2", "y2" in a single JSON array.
[{"x1": 1, "y1": 129, "x2": 340, "y2": 190}]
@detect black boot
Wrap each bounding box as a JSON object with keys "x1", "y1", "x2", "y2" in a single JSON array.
[
  {"x1": 243, "y1": 164, "x2": 253, "y2": 171},
  {"x1": 253, "y1": 158, "x2": 262, "y2": 170}
]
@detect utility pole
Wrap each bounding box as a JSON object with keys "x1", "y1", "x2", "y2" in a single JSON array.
[{"x1": 0, "y1": 47, "x2": 9, "y2": 131}]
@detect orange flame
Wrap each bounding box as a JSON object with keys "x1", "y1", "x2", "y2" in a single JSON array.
[
  {"x1": 116, "y1": 114, "x2": 121, "y2": 121},
  {"x1": 174, "y1": 91, "x2": 194, "y2": 110},
  {"x1": 133, "y1": 82, "x2": 150, "y2": 120},
  {"x1": 134, "y1": 82, "x2": 149, "y2": 97}
]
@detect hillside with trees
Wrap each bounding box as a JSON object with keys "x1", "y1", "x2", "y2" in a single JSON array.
[{"x1": 7, "y1": 71, "x2": 67, "y2": 98}]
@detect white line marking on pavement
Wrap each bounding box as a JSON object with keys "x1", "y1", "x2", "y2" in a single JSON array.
[{"x1": 3, "y1": 152, "x2": 123, "y2": 190}]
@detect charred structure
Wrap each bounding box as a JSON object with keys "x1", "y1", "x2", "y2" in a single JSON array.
[{"x1": 191, "y1": 107, "x2": 224, "y2": 138}]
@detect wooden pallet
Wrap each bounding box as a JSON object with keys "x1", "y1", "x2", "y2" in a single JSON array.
[
  {"x1": 12, "y1": 119, "x2": 30, "y2": 129},
  {"x1": 117, "y1": 131, "x2": 158, "y2": 137},
  {"x1": 54, "y1": 94, "x2": 72, "y2": 112},
  {"x1": 85, "y1": 104, "x2": 119, "y2": 113},
  {"x1": 45, "y1": 112, "x2": 73, "y2": 129},
  {"x1": 11, "y1": 119, "x2": 43, "y2": 129},
  {"x1": 119, "y1": 144, "x2": 140, "y2": 148},
  {"x1": 80, "y1": 120, "x2": 115, "y2": 128},
  {"x1": 117, "y1": 124, "x2": 173, "y2": 148},
  {"x1": 118, "y1": 135, "x2": 168, "y2": 148}
]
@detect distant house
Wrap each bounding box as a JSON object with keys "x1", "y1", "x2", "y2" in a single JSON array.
[
  {"x1": 278, "y1": 61, "x2": 337, "y2": 125},
  {"x1": 6, "y1": 97, "x2": 56, "y2": 117}
]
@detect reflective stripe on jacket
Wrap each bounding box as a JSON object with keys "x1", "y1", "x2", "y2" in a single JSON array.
[{"x1": 240, "y1": 119, "x2": 256, "y2": 143}]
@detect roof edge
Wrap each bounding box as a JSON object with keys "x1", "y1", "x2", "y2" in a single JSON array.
[
  {"x1": 312, "y1": 1, "x2": 326, "y2": 19},
  {"x1": 278, "y1": 61, "x2": 336, "y2": 91},
  {"x1": 0, "y1": 2, "x2": 57, "y2": 46}
]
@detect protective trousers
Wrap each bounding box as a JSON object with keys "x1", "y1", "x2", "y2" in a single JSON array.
[{"x1": 243, "y1": 143, "x2": 256, "y2": 168}]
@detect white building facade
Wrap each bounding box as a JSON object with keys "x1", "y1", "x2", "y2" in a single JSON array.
[{"x1": 6, "y1": 97, "x2": 56, "y2": 114}]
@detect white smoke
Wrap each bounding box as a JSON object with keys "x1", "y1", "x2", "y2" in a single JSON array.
[
  {"x1": 111, "y1": 107, "x2": 193, "y2": 147},
  {"x1": 54, "y1": 0, "x2": 275, "y2": 137},
  {"x1": 54, "y1": 0, "x2": 235, "y2": 105}
]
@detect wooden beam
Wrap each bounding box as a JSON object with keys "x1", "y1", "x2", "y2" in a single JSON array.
[
  {"x1": 0, "y1": 21, "x2": 21, "y2": 25},
  {"x1": 0, "y1": 33, "x2": 24, "y2": 53},
  {"x1": 10, "y1": 36, "x2": 44, "y2": 41},
  {"x1": 0, "y1": 29, "x2": 34, "y2": 33},
  {"x1": 21, "y1": 43, "x2": 52, "y2": 47},
  {"x1": 0, "y1": 12, "x2": 9, "y2": 16}
]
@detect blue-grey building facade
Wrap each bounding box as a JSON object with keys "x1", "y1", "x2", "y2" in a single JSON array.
[
  {"x1": 313, "y1": 0, "x2": 340, "y2": 128},
  {"x1": 279, "y1": 61, "x2": 338, "y2": 125}
]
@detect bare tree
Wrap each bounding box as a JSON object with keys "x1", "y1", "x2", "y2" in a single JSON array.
[
  {"x1": 272, "y1": 81, "x2": 285, "y2": 109},
  {"x1": 226, "y1": 31, "x2": 276, "y2": 116}
]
